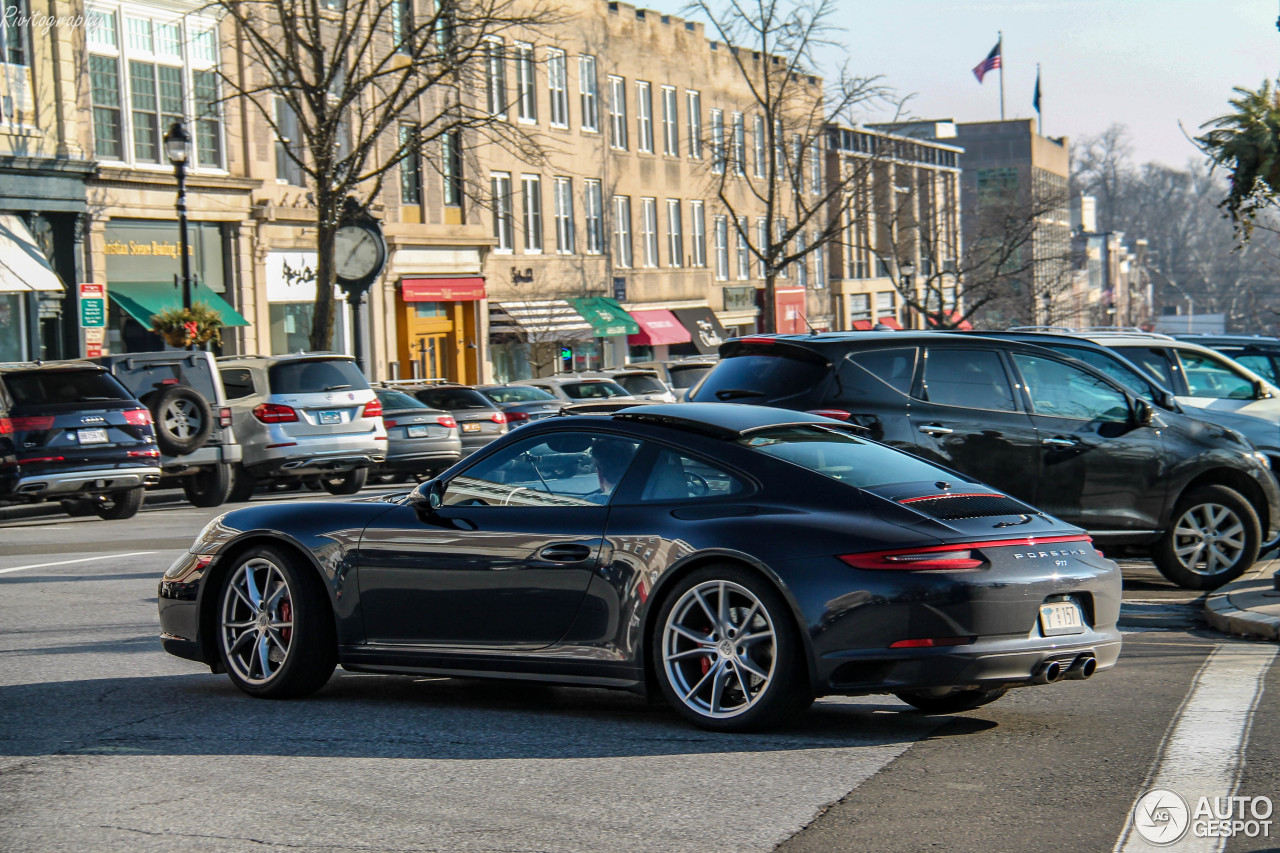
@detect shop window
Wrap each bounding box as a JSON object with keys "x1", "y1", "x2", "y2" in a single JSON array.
[{"x1": 414, "y1": 301, "x2": 447, "y2": 318}]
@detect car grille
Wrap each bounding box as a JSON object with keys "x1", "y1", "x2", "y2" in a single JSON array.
[{"x1": 899, "y1": 493, "x2": 1036, "y2": 520}]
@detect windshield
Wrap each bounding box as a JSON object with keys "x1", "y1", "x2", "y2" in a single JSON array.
[
  {"x1": 562, "y1": 380, "x2": 630, "y2": 399},
  {"x1": 738, "y1": 425, "x2": 954, "y2": 488},
  {"x1": 614, "y1": 374, "x2": 668, "y2": 394},
  {"x1": 376, "y1": 389, "x2": 432, "y2": 410},
  {"x1": 482, "y1": 386, "x2": 557, "y2": 404}
]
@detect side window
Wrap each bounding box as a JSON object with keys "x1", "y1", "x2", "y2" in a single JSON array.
[
  {"x1": 443, "y1": 433, "x2": 641, "y2": 507},
  {"x1": 1123, "y1": 347, "x2": 1178, "y2": 390},
  {"x1": 920, "y1": 348, "x2": 1016, "y2": 411},
  {"x1": 842, "y1": 347, "x2": 917, "y2": 396},
  {"x1": 1048, "y1": 346, "x2": 1158, "y2": 399},
  {"x1": 1012, "y1": 354, "x2": 1130, "y2": 422},
  {"x1": 1176, "y1": 350, "x2": 1258, "y2": 399},
  {"x1": 639, "y1": 447, "x2": 745, "y2": 501},
  {"x1": 220, "y1": 368, "x2": 256, "y2": 400},
  {"x1": 1230, "y1": 353, "x2": 1278, "y2": 383}
]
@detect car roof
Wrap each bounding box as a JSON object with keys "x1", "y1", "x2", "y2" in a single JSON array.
[
  {"x1": 612, "y1": 402, "x2": 843, "y2": 437},
  {"x1": 1177, "y1": 334, "x2": 1280, "y2": 349},
  {"x1": 0, "y1": 360, "x2": 106, "y2": 374},
  {"x1": 216, "y1": 352, "x2": 357, "y2": 367}
]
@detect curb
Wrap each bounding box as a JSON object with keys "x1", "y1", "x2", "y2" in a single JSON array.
[{"x1": 1203, "y1": 555, "x2": 1280, "y2": 641}]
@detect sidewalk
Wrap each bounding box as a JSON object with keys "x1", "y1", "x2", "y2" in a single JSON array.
[{"x1": 1204, "y1": 552, "x2": 1280, "y2": 640}]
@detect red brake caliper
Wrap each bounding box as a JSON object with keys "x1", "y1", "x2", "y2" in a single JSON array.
[{"x1": 280, "y1": 599, "x2": 292, "y2": 644}]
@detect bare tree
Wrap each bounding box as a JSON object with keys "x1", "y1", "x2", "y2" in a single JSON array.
[{"x1": 208, "y1": 0, "x2": 556, "y2": 349}]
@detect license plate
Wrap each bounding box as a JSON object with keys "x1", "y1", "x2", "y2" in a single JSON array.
[
  {"x1": 1039, "y1": 601, "x2": 1085, "y2": 636},
  {"x1": 77, "y1": 428, "x2": 108, "y2": 444},
  {"x1": 462, "y1": 422, "x2": 481, "y2": 433},
  {"x1": 407, "y1": 425, "x2": 429, "y2": 437},
  {"x1": 318, "y1": 410, "x2": 342, "y2": 424}
]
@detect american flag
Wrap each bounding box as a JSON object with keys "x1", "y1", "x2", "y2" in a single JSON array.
[{"x1": 972, "y1": 41, "x2": 1001, "y2": 83}]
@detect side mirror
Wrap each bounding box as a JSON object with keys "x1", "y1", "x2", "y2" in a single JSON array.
[
  {"x1": 408, "y1": 478, "x2": 444, "y2": 512},
  {"x1": 1255, "y1": 380, "x2": 1274, "y2": 400},
  {"x1": 1132, "y1": 399, "x2": 1155, "y2": 428}
]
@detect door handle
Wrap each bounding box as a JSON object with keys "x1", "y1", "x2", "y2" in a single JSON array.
[
  {"x1": 918, "y1": 424, "x2": 953, "y2": 436},
  {"x1": 1042, "y1": 437, "x2": 1078, "y2": 448},
  {"x1": 538, "y1": 544, "x2": 593, "y2": 562}
]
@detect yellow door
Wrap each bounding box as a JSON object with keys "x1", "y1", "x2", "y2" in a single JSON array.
[{"x1": 412, "y1": 333, "x2": 449, "y2": 380}]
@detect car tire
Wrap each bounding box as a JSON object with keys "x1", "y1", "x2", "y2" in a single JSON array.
[
  {"x1": 216, "y1": 545, "x2": 336, "y2": 699},
  {"x1": 93, "y1": 487, "x2": 144, "y2": 520},
  {"x1": 652, "y1": 564, "x2": 811, "y2": 732},
  {"x1": 183, "y1": 463, "x2": 233, "y2": 507},
  {"x1": 320, "y1": 468, "x2": 368, "y2": 495},
  {"x1": 894, "y1": 686, "x2": 1009, "y2": 714},
  {"x1": 369, "y1": 471, "x2": 407, "y2": 485},
  {"x1": 146, "y1": 386, "x2": 214, "y2": 456},
  {"x1": 1153, "y1": 484, "x2": 1260, "y2": 590},
  {"x1": 227, "y1": 464, "x2": 257, "y2": 503}
]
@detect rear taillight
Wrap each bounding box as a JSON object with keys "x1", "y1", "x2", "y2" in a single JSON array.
[
  {"x1": 383, "y1": 419, "x2": 398, "y2": 427},
  {"x1": 437, "y1": 415, "x2": 457, "y2": 429},
  {"x1": 362, "y1": 399, "x2": 383, "y2": 418},
  {"x1": 123, "y1": 408, "x2": 153, "y2": 426},
  {"x1": 127, "y1": 448, "x2": 160, "y2": 458},
  {"x1": 253, "y1": 403, "x2": 299, "y2": 424},
  {"x1": 0, "y1": 416, "x2": 55, "y2": 434},
  {"x1": 17, "y1": 455, "x2": 65, "y2": 464},
  {"x1": 840, "y1": 535, "x2": 1092, "y2": 571},
  {"x1": 806, "y1": 409, "x2": 852, "y2": 421},
  {"x1": 506, "y1": 411, "x2": 529, "y2": 422},
  {"x1": 218, "y1": 407, "x2": 233, "y2": 428},
  {"x1": 888, "y1": 637, "x2": 974, "y2": 649},
  {"x1": 737, "y1": 336, "x2": 776, "y2": 345},
  {"x1": 491, "y1": 411, "x2": 508, "y2": 424}
]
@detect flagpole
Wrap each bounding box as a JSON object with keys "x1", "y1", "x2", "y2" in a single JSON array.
[
  {"x1": 1036, "y1": 63, "x2": 1042, "y2": 135},
  {"x1": 998, "y1": 31, "x2": 1005, "y2": 120}
]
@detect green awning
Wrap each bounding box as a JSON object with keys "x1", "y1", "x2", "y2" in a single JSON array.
[
  {"x1": 109, "y1": 281, "x2": 250, "y2": 327},
  {"x1": 568, "y1": 296, "x2": 639, "y2": 337}
]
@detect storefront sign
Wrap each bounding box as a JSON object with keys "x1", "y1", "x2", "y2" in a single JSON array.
[
  {"x1": 104, "y1": 221, "x2": 225, "y2": 292},
  {"x1": 79, "y1": 282, "x2": 105, "y2": 328}
]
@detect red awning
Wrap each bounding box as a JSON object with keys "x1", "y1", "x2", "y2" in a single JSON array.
[
  {"x1": 628, "y1": 309, "x2": 692, "y2": 346},
  {"x1": 402, "y1": 277, "x2": 487, "y2": 302},
  {"x1": 776, "y1": 288, "x2": 807, "y2": 334},
  {"x1": 877, "y1": 316, "x2": 903, "y2": 330},
  {"x1": 925, "y1": 309, "x2": 973, "y2": 331},
  {"x1": 851, "y1": 319, "x2": 874, "y2": 331}
]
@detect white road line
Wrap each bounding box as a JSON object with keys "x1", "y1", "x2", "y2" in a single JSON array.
[
  {"x1": 1115, "y1": 643, "x2": 1278, "y2": 853},
  {"x1": 0, "y1": 551, "x2": 158, "y2": 576}
]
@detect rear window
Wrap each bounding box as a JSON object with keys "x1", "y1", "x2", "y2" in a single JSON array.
[
  {"x1": 692, "y1": 354, "x2": 827, "y2": 403},
  {"x1": 667, "y1": 364, "x2": 713, "y2": 389},
  {"x1": 376, "y1": 389, "x2": 431, "y2": 410},
  {"x1": 3, "y1": 369, "x2": 132, "y2": 405},
  {"x1": 416, "y1": 387, "x2": 493, "y2": 410},
  {"x1": 738, "y1": 425, "x2": 951, "y2": 488},
  {"x1": 481, "y1": 386, "x2": 556, "y2": 404},
  {"x1": 614, "y1": 374, "x2": 668, "y2": 395},
  {"x1": 562, "y1": 380, "x2": 630, "y2": 399},
  {"x1": 268, "y1": 359, "x2": 370, "y2": 394}
]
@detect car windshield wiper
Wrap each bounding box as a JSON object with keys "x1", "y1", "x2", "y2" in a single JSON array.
[
  {"x1": 323, "y1": 384, "x2": 353, "y2": 391},
  {"x1": 715, "y1": 389, "x2": 765, "y2": 400}
]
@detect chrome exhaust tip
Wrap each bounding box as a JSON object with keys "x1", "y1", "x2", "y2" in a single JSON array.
[
  {"x1": 1064, "y1": 654, "x2": 1097, "y2": 681},
  {"x1": 1032, "y1": 660, "x2": 1063, "y2": 685}
]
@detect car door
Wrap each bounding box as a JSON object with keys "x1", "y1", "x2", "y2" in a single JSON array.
[
  {"x1": 1009, "y1": 352, "x2": 1166, "y2": 533},
  {"x1": 356, "y1": 430, "x2": 641, "y2": 649},
  {"x1": 905, "y1": 346, "x2": 1042, "y2": 503}
]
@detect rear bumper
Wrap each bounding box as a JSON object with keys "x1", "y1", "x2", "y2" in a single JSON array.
[
  {"x1": 244, "y1": 435, "x2": 387, "y2": 478},
  {"x1": 9, "y1": 466, "x2": 162, "y2": 499},
  {"x1": 380, "y1": 448, "x2": 462, "y2": 473},
  {"x1": 158, "y1": 442, "x2": 243, "y2": 472}
]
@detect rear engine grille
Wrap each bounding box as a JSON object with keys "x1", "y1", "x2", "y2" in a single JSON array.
[{"x1": 900, "y1": 493, "x2": 1036, "y2": 520}]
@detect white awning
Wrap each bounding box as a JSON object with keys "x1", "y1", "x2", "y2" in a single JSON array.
[
  {"x1": 0, "y1": 215, "x2": 63, "y2": 293},
  {"x1": 490, "y1": 299, "x2": 594, "y2": 342}
]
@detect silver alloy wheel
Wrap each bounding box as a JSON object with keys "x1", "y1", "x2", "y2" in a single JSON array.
[
  {"x1": 662, "y1": 579, "x2": 777, "y2": 719},
  {"x1": 1172, "y1": 501, "x2": 1248, "y2": 576},
  {"x1": 162, "y1": 397, "x2": 204, "y2": 441},
  {"x1": 220, "y1": 557, "x2": 294, "y2": 684}
]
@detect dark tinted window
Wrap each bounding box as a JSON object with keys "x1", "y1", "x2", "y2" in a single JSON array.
[
  {"x1": 1012, "y1": 354, "x2": 1129, "y2": 422},
  {"x1": 561, "y1": 380, "x2": 629, "y2": 399},
  {"x1": 220, "y1": 368, "x2": 256, "y2": 400},
  {"x1": 4, "y1": 369, "x2": 131, "y2": 405},
  {"x1": 416, "y1": 387, "x2": 493, "y2": 410},
  {"x1": 1175, "y1": 350, "x2": 1257, "y2": 399},
  {"x1": 268, "y1": 359, "x2": 370, "y2": 393},
  {"x1": 640, "y1": 448, "x2": 745, "y2": 501},
  {"x1": 376, "y1": 389, "x2": 431, "y2": 410},
  {"x1": 1043, "y1": 345, "x2": 1160, "y2": 399},
  {"x1": 481, "y1": 386, "x2": 556, "y2": 404},
  {"x1": 667, "y1": 364, "x2": 713, "y2": 389},
  {"x1": 692, "y1": 354, "x2": 826, "y2": 402},
  {"x1": 444, "y1": 433, "x2": 640, "y2": 506},
  {"x1": 739, "y1": 425, "x2": 952, "y2": 487},
  {"x1": 920, "y1": 349, "x2": 1016, "y2": 411},
  {"x1": 1119, "y1": 347, "x2": 1177, "y2": 389},
  {"x1": 613, "y1": 374, "x2": 667, "y2": 395},
  {"x1": 1229, "y1": 353, "x2": 1278, "y2": 383},
  {"x1": 844, "y1": 347, "x2": 917, "y2": 395}
]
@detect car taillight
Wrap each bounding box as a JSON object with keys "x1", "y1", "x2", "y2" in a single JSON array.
[
  {"x1": 506, "y1": 411, "x2": 529, "y2": 421},
  {"x1": 436, "y1": 415, "x2": 457, "y2": 429},
  {"x1": 253, "y1": 403, "x2": 299, "y2": 424},
  {"x1": 362, "y1": 399, "x2": 383, "y2": 418},
  {"x1": 840, "y1": 535, "x2": 1092, "y2": 571},
  {"x1": 0, "y1": 416, "x2": 55, "y2": 434},
  {"x1": 128, "y1": 448, "x2": 160, "y2": 458},
  {"x1": 491, "y1": 411, "x2": 508, "y2": 424},
  {"x1": 123, "y1": 408, "x2": 153, "y2": 426},
  {"x1": 888, "y1": 637, "x2": 975, "y2": 649},
  {"x1": 383, "y1": 419, "x2": 398, "y2": 427},
  {"x1": 17, "y1": 455, "x2": 65, "y2": 464},
  {"x1": 218, "y1": 407, "x2": 233, "y2": 428},
  {"x1": 806, "y1": 409, "x2": 852, "y2": 421},
  {"x1": 737, "y1": 336, "x2": 776, "y2": 345}
]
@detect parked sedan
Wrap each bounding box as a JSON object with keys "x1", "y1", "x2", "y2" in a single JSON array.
[
  {"x1": 404, "y1": 384, "x2": 508, "y2": 456},
  {"x1": 476, "y1": 384, "x2": 562, "y2": 428},
  {"x1": 159, "y1": 404, "x2": 1122, "y2": 732},
  {"x1": 511, "y1": 375, "x2": 637, "y2": 404},
  {"x1": 370, "y1": 389, "x2": 461, "y2": 484}
]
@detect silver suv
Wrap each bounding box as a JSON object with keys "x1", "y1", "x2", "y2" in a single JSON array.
[{"x1": 217, "y1": 354, "x2": 387, "y2": 499}]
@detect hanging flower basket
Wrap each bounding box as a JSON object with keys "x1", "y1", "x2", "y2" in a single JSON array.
[{"x1": 150, "y1": 301, "x2": 224, "y2": 348}]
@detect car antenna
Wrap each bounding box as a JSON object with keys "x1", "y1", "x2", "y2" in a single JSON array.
[{"x1": 799, "y1": 308, "x2": 818, "y2": 336}]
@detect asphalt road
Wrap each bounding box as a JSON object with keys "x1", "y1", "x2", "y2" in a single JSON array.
[{"x1": 1, "y1": 493, "x2": 1277, "y2": 852}]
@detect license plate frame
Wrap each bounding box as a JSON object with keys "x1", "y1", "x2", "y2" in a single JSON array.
[
  {"x1": 77, "y1": 428, "x2": 108, "y2": 444},
  {"x1": 318, "y1": 410, "x2": 342, "y2": 425},
  {"x1": 1039, "y1": 600, "x2": 1086, "y2": 636},
  {"x1": 461, "y1": 422, "x2": 481, "y2": 433},
  {"x1": 406, "y1": 424, "x2": 430, "y2": 438}
]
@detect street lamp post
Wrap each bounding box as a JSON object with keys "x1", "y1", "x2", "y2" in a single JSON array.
[
  {"x1": 899, "y1": 262, "x2": 914, "y2": 328},
  {"x1": 164, "y1": 121, "x2": 193, "y2": 311}
]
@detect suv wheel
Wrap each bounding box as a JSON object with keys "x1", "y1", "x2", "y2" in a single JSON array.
[
  {"x1": 1153, "y1": 484, "x2": 1260, "y2": 589},
  {"x1": 93, "y1": 487, "x2": 144, "y2": 520},
  {"x1": 228, "y1": 464, "x2": 258, "y2": 502},
  {"x1": 320, "y1": 468, "x2": 368, "y2": 495},
  {"x1": 146, "y1": 386, "x2": 214, "y2": 456},
  {"x1": 183, "y1": 463, "x2": 232, "y2": 507}
]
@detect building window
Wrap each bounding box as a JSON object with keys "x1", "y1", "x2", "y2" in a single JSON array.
[
  {"x1": 686, "y1": 90, "x2": 702, "y2": 159},
  {"x1": 850, "y1": 293, "x2": 872, "y2": 323},
  {"x1": 391, "y1": 0, "x2": 413, "y2": 54},
  {"x1": 399, "y1": 125, "x2": 422, "y2": 205},
  {"x1": 635, "y1": 81, "x2": 653, "y2": 153},
  {"x1": 735, "y1": 216, "x2": 749, "y2": 280},
  {"x1": 753, "y1": 114, "x2": 766, "y2": 178},
  {"x1": 724, "y1": 285, "x2": 755, "y2": 312},
  {"x1": 547, "y1": 48, "x2": 568, "y2": 127},
  {"x1": 713, "y1": 216, "x2": 729, "y2": 281},
  {"x1": 731, "y1": 112, "x2": 745, "y2": 176},
  {"x1": 690, "y1": 200, "x2": 706, "y2": 268},
  {"x1": 710, "y1": 109, "x2": 724, "y2": 174},
  {"x1": 579, "y1": 55, "x2": 599, "y2": 131},
  {"x1": 666, "y1": 199, "x2": 683, "y2": 268},
  {"x1": 554, "y1": 176, "x2": 575, "y2": 254},
  {"x1": 442, "y1": 129, "x2": 462, "y2": 206},
  {"x1": 274, "y1": 97, "x2": 305, "y2": 185},
  {"x1": 193, "y1": 70, "x2": 221, "y2": 166},
  {"x1": 774, "y1": 119, "x2": 784, "y2": 176},
  {"x1": 661, "y1": 86, "x2": 678, "y2": 156},
  {"x1": 522, "y1": 174, "x2": 543, "y2": 252},
  {"x1": 876, "y1": 291, "x2": 896, "y2": 321},
  {"x1": 796, "y1": 231, "x2": 808, "y2": 287},
  {"x1": 515, "y1": 42, "x2": 536, "y2": 122},
  {"x1": 585, "y1": 179, "x2": 604, "y2": 254},
  {"x1": 809, "y1": 140, "x2": 822, "y2": 194},
  {"x1": 491, "y1": 172, "x2": 513, "y2": 252},
  {"x1": 775, "y1": 217, "x2": 788, "y2": 278},
  {"x1": 90, "y1": 55, "x2": 123, "y2": 159},
  {"x1": 640, "y1": 197, "x2": 659, "y2": 267},
  {"x1": 485, "y1": 39, "x2": 507, "y2": 118},
  {"x1": 612, "y1": 195, "x2": 633, "y2": 268},
  {"x1": 756, "y1": 218, "x2": 768, "y2": 278},
  {"x1": 0, "y1": 0, "x2": 27, "y2": 66},
  {"x1": 813, "y1": 231, "x2": 826, "y2": 288},
  {"x1": 608, "y1": 75, "x2": 627, "y2": 149}
]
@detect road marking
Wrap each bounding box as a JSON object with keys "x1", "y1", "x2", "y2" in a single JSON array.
[
  {"x1": 0, "y1": 551, "x2": 158, "y2": 576},
  {"x1": 1115, "y1": 643, "x2": 1277, "y2": 853}
]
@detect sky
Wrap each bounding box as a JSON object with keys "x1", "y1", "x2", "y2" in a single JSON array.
[{"x1": 641, "y1": 0, "x2": 1279, "y2": 170}]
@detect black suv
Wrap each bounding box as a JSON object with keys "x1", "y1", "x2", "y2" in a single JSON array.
[
  {"x1": 690, "y1": 332, "x2": 1280, "y2": 589},
  {"x1": 0, "y1": 361, "x2": 161, "y2": 519},
  {"x1": 96, "y1": 351, "x2": 241, "y2": 507}
]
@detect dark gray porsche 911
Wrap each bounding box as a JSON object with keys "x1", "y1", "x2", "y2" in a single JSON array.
[{"x1": 158, "y1": 404, "x2": 1122, "y2": 731}]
